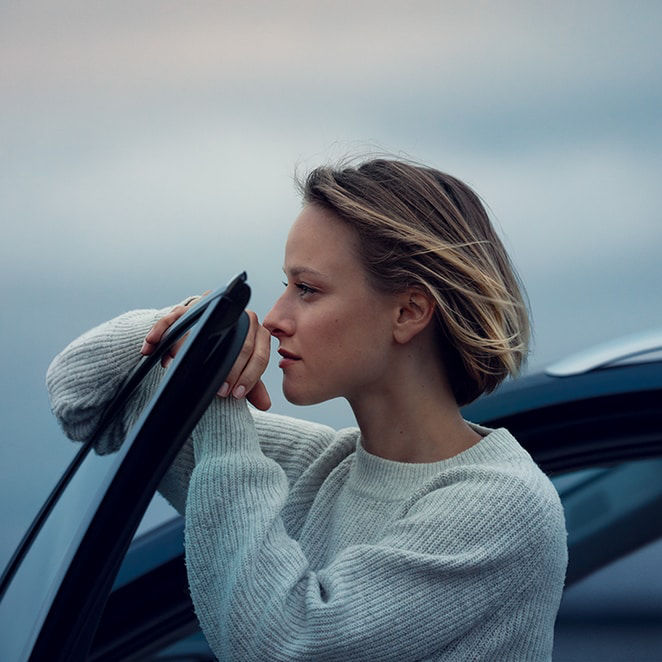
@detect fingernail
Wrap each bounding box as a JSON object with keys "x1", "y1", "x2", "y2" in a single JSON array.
[
  {"x1": 218, "y1": 382, "x2": 230, "y2": 397},
  {"x1": 233, "y1": 385, "x2": 246, "y2": 399},
  {"x1": 140, "y1": 341, "x2": 149, "y2": 355}
]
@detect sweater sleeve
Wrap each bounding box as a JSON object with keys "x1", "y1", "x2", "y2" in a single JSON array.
[
  {"x1": 46, "y1": 307, "x2": 197, "y2": 514},
  {"x1": 46, "y1": 308, "x2": 168, "y2": 447},
  {"x1": 46, "y1": 308, "x2": 338, "y2": 515},
  {"x1": 185, "y1": 399, "x2": 565, "y2": 662}
]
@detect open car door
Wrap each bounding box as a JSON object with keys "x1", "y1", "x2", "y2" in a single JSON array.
[{"x1": 0, "y1": 273, "x2": 251, "y2": 662}]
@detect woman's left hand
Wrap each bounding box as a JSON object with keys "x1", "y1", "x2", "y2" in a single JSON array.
[{"x1": 143, "y1": 299, "x2": 272, "y2": 411}]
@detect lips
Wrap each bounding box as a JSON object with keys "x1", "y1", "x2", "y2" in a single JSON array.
[{"x1": 278, "y1": 348, "x2": 301, "y2": 369}]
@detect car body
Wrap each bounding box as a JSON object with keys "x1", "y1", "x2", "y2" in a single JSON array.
[
  {"x1": 1, "y1": 284, "x2": 660, "y2": 660},
  {"x1": 463, "y1": 329, "x2": 662, "y2": 661}
]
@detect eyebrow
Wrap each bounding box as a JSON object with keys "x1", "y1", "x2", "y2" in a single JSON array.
[{"x1": 283, "y1": 266, "x2": 329, "y2": 279}]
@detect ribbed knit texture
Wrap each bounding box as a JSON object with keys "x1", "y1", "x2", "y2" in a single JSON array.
[{"x1": 47, "y1": 308, "x2": 568, "y2": 661}]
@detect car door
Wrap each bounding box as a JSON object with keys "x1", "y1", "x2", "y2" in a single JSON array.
[{"x1": 0, "y1": 275, "x2": 251, "y2": 662}]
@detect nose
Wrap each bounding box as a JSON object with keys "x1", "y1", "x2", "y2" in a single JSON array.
[{"x1": 263, "y1": 292, "x2": 294, "y2": 338}]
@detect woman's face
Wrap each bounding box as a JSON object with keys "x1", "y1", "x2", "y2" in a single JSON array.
[{"x1": 263, "y1": 205, "x2": 399, "y2": 406}]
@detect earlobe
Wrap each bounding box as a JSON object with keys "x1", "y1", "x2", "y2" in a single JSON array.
[{"x1": 393, "y1": 290, "x2": 435, "y2": 344}]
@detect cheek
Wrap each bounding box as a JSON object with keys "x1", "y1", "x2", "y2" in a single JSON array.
[
  {"x1": 305, "y1": 312, "x2": 345, "y2": 348},
  {"x1": 341, "y1": 312, "x2": 391, "y2": 365},
  {"x1": 302, "y1": 297, "x2": 392, "y2": 365}
]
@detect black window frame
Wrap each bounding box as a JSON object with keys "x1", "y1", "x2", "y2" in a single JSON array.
[{"x1": 0, "y1": 273, "x2": 251, "y2": 662}]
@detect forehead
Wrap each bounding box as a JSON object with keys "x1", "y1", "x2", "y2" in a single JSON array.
[{"x1": 284, "y1": 205, "x2": 362, "y2": 276}]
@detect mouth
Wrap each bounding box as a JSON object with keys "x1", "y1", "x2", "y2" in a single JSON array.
[
  {"x1": 278, "y1": 349, "x2": 300, "y2": 360},
  {"x1": 278, "y1": 348, "x2": 301, "y2": 368}
]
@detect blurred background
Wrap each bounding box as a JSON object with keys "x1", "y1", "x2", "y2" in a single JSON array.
[{"x1": 1, "y1": 1, "x2": 661, "y2": 570}]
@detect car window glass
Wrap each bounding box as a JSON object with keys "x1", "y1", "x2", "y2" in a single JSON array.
[
  {"x1": 152, "y1": 630, "x2": 214, "y2": 660},
  {"x1": 0, "y1": 438, "x2": 143, "y2": 661},
  {"x1": 555, "y1": 536, "x2": 662, "y2": 661},
  {"x1": 559, "y1": 536, "x2": 662, "y2": 617},
  {"x1": 0, "y1": 426, "x2": 79, "y2": 576},
  {"x1": 553, "y1": 458, "x2": 662, "y2": 546},
  {"x1": 551, "y1": 467, "x2": 608, "y2": 495},
  {"x1": 553, "y1": 458, "x2": 662, "y2": 661},
  {"x1": 135, "y1": 492, "x2": 179, "y2": 539}
]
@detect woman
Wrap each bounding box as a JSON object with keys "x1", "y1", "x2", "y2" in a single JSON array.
[{"x1": 47, "y1": 159, "x2": 567, "y2": 661}]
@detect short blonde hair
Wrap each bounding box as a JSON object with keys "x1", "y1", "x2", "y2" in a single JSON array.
[{"x1": 299, "y1": 158, "x2": 530, "y2": 405}]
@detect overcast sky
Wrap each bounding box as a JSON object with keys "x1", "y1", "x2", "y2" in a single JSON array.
[{"x1": 1, "y1": 1, "x2": 661, "y2": 566}]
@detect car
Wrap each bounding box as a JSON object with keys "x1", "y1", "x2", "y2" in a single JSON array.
[
  {"x1": 1, "y1": 274, "x2": 660, "y2": 660},
  {"x1": 462, "y1": 328, "x2": 662, "y2": 661}
]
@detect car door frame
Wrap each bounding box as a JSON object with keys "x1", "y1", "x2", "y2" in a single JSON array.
[{"x1": 0, "y1": 275, "x2": 250, "y2": 662}]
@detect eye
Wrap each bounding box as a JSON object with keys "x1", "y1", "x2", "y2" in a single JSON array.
[
  {"x1": 295, "y1": 282, "x2": 317, "y2": 297},
  {"x1": 281, "y1": 280, "x2": 318, "y2": 297}
]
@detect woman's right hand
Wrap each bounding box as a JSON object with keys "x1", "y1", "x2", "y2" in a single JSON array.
[{"x1": 141, "y1": 297, "x2": 272, "y2": 411}]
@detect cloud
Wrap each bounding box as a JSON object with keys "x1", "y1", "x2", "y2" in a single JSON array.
[{"x1": 1, "y1": 0, "x2": 660, "y2": 375}]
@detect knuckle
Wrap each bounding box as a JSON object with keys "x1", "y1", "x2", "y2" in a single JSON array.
[
  {"x1": 258, "y1": 324, "x2": 270, "y2": 338},
  {"x1": 254, "y1": 347, "x2": 270, "y2": 367},
  {"x1": 240, "y1": 338, "x2": 255, "y2": 356}
]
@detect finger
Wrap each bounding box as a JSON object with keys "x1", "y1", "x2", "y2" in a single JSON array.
[
  {"x1": 158, "y1": 293, "x2": 211, "y2": 362},
  {"x1": 160, "y1": 332, "x2": 191, "y2": 368},
  {"x1": 141, "y1": 341, "x2": 155, "y2": 356},
  {"x1": 231, "y1": 322, "x2": 271, "y2": 398},
  {"x1": 218, "y1": 311, "x2": 260, "y2": 392},
  {"x1": 142, "y1": 291, "x2": 210, "y2": 356},
  {"x1": 247, "y1": 379, "x2": 271, "y2": 411},
  {"x1": 218, "y1": 312, "x2": 271, "y2": 398},
  {"x1": 143, "y1": 305, "x2": 188, "y2": 349},
  {"x1": 184, "y1": 291, "x2": 211, "y2": 310}
]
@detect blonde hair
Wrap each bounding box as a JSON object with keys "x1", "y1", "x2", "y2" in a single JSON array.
[{"x1": 299, "y1": 158, "x2": 530, "y2": 405}]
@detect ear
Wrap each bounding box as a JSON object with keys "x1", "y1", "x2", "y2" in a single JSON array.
[{"x1": 393, "y1": 288, "x2": 436, "y2": 344}]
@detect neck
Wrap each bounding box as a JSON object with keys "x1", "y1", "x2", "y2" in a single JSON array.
[{"x1": 348, "y1": 343, "x2": 481, "y2": 464}]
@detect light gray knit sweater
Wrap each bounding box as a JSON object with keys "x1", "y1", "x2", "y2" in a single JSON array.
[{"x1": 46, "y1": 308, "x2": 567, "y2": 661}]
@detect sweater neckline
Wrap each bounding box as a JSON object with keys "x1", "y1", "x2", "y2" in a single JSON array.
[{"x1": 346, "y1": 424, "x2": 522, "y2": 501}]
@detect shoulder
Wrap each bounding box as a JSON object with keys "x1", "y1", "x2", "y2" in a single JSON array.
[{"x1": 404, "y1": 427, "x2": 567, "y2": 566}]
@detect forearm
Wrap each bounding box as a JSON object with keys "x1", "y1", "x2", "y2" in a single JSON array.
[
  {"x1": 46, "y1": 306, "x2": 195, "y2": 513},
  {"x1": 46, "y1": 308, "x2": 167, "y2": 447}
]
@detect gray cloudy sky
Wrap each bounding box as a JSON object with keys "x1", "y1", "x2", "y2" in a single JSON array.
[{"x1": 1, "y1": 1, "x2": 661, "y2": 566}]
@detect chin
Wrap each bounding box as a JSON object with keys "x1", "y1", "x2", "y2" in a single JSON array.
[
  {"x1": 282, "y1": 380, "x2": 332, "y2": 407},
  {"x1": 282, "y1": 389, "x2": 321, "y2": 407}
]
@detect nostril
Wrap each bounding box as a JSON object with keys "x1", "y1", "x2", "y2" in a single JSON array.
[
  {"x1": 264, "y1": 312, "x2": 291, "y2": 338},
  {"x1": 267, "y1": 325, "x2": 288, "y2": 339}
]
